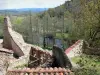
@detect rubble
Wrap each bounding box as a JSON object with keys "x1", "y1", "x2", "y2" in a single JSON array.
[{"x1": 0, "y1": 16, "x2": 73, "y2": 75}]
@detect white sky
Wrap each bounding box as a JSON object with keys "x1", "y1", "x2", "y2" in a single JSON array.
[{"x1": 0, "y1": 0, "x2": 69, "y2": 9}]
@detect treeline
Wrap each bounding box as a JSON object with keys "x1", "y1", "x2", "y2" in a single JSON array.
[
  {"x1": 0, "y1": 0, "x2": 100, "y2": 49},
  {"x1": 38, "y1": 0, "x2": 100, "y2": 48},
  {"x1": 0, "y1": 16, "x2": 4, "y2": 39}
]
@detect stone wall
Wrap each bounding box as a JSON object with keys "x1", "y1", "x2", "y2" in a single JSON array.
[
  {"x1": 8, "y1": 46, "x2": 52, "y2": 69},
  {"x1": 3, "y1": 17, "x2": 12, "y2": 50},
  {"x1": 28, "y1": 47, "x2": 52, "y2": 68},
  {"x1": 3, "y1": 16, "x2": 25, "y2": 57},
  {"x1": 3, "y1": 16, "x2": 52, "y2": 58},
  {"x1": 65, "y1": 40, "x2": 83, "y2": 58}
]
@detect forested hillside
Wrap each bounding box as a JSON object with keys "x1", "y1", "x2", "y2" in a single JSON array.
[
  {"x1": 39, "y1": 0, "x2": 100, "y2": 48},
  {"x1": 0, "y1": 0, "x2": 100, "y2": 49}
]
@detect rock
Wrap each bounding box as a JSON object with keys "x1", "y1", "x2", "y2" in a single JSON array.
[{"x1": 52, "y1": 45, "x2": 72, "y2": 69}]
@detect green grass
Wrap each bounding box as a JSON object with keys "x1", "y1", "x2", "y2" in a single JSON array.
[
  {"x1": 72, "y1": 54, "x2": 100, "y2": 75},
  {"x1": 43, "y1": 47, "x2": 52, "y2": 50},
  {"x1": 56, "y1": 33, "x2": 69, "y2": 39}
]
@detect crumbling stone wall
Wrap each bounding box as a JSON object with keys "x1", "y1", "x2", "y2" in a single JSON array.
[
  {"x1": 2, "y1": 16, "x2": 52, "y2": 70},
  {"x1": 0, "y1": 50, "x2": 13, "y2": 75},
  {"x1": 8, "y1": 46, "x2": 52, "y2": 69},
  {"x1": 28, "y1": 47, "x2": 52, "y2": 68},
  {"x1": 3, "y1": 16, "x2": 26, "y2": 57},
  {"x1": 65, "y1": 40, "x2": 83, "y2": 58},
  {"x1": 3, "y1": 17, "x2": 12, "y2": 50}
]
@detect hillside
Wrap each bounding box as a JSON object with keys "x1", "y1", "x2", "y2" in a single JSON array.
[
  {"x1": 0, "y1": 8, "x2": 48, "y2": 15},
  {"x1": 0, "y1": 0, "x2": 99, "y2": 49},
  {"x1": 38, "y1": 0, "x2": 100, "y2": 48}
]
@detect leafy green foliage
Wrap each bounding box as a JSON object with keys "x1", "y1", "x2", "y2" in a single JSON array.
[
  {"x1": 72, "y1": 54, "x2": 100, "y2": 75},
  {"x1": 70, "y1": 0, "x2": 100, "y2": 47},
  {"x1": 56, "y1": 33, "x2": 69, "y2": 39},
  {"x1": 0, "y1": 16, "x2": 4, "y2": 38}
]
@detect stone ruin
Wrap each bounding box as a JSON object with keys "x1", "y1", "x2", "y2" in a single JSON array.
[
  {"x1": 3, "y1": 16, "x2": 33, "y2": 57},
  {"x1": 0, "y1": 44, "x2": 13, "y2": 75},
  {"x1": 0, "y1": 16, "x2": 72, "y2": 75}
]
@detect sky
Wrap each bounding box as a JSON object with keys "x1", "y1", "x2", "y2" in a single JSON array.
[{"x1": 0, "y1": 0, "x2": 69, "y2": 9}]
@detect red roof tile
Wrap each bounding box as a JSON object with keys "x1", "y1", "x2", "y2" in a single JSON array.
[{"x1": 6, "y1": 68, "x2": 73, "y2": 75}]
